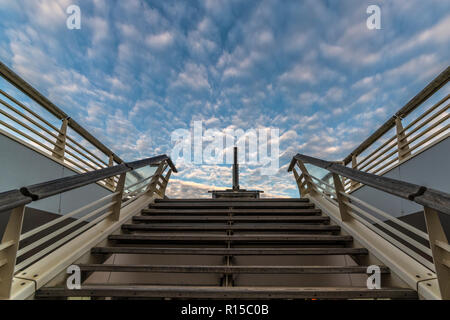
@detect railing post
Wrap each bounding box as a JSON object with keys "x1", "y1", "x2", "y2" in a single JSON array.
[
  {"x1": 145, "y1": 162, "x2": 167, "y2": 196},
  {"x1": 395, "y1": 116, "x2": 411, "y2": 161},
  {"x1": 160, "y1": 169, "x2": 172, "y2": 196},
  {"x1": 292, "y1": 168, "x2": 306, "y2": 197},
  {"x1": 295, "y1": 160, "x2": 317, "y2": 195},
  {"x1": 0, "y1": 205, "x2": 25, "y2": 299},
  {"x1": 331, "y1": 173, "x2": 351, "y2": 222},
  {"x1": 109, "y1": 173, "x2": 126, "y2": 221},
  {"x1": 423, "y1": 207, "x2": 450, "y2": 299},
  {"x1": 105, "y1": 154, "x2": 115, "y2": 190},
  {"x1": 350, "y1": 155, "x2": 359, "y2": 191},
  {"x1": 52, "y1": 118, "x2": 68, "y2": 160}
]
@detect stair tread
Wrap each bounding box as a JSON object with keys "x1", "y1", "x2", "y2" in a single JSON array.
[
  {"x1": 31, "y1": 195, "x2": 420, "y2": 300},
  {"x1": 77, "y1": 264, "x2": 389, "y2": 274},
  {"x1": 108, "y1": 233, "x2": 353, "y2": 245},
  {"x1": 133, "y1": 216, "x2": 329, "y2": 222},
  {"x1": 156, "y1": 198, "x2": 309, "y2": 202},
  {"x1": 143, "y1": 208, "x2": 321, "y2": 215},
  {"x1": 36, "y1": 285, "x2": 417, "y2": 299},
  {"x1": 152, "y1": 202, "x2": 315, "y2": 208},
  {"x1": 109, "y1": 234, "x2": 353, "y2": 242},
  {"x1": 92, "y1": 247, "x2": 368, "y2": 255},
  {"x1": 122, "y1": 224, "x2": 339, "y2": 231}
]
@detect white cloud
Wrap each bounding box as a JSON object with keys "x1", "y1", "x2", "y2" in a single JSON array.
[
  {"x1": 355, "y1": 88, "x2": 379, "y2": 105},
  {"x1": 352, "y1": 74, "x2": 382, "y2": 90},
  {"x1": 384, "y1": 54, "x2": 440, "y2": 81},
  {"x1": 320, "y1": 42, "x2": 381, "y2": 66},
  {"x1": 23, "y1": 0, "x2": 71, "y2": 29},
  {"x1": 391, "y1": 15, "x2": 450, "y2": 56},
  {"x1": 116, "y1": 23, "x2": 140, "y2": 39},
  {"x1": 88, "y1": 17, "x2": 109, "y2": 42},
  {"x1": 171, "y1": 62, "x2": 211, "y2": 91},
  {"x1": 146, "y1": 31, "x2": 174, "y2": 49},
  {"x1": 278, "y1": 64, "x2": 317, "y2": 84}
]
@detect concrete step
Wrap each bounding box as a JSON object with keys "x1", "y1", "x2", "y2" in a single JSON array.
[
  {"x1": 155, "y1": 198, "x2": 309, "y2": 203},
  {"x1": 108, "y1": 234, "x2": 353, "y2": 244},
  {"x1": 122, "y1": 223, "x2": 340, "y2": 232},
  {"x1": 77, "y1": 264, "x2": 389, "y2": 274},
  {"x1": 142, "y1": 208, "x2": 322, "y2": 215},
  {"x1": 133, "y1": 215, "x2": 330, "y2": 223},
  {"x1": 151, "y1": 202, "x2": 315, "y2": 209},
  {"x1": 91, "y1": 247, "x2": 368, "y2": 256},
  {"x1": 36, "y1": 285, "x2": 417, "y2": 299}
]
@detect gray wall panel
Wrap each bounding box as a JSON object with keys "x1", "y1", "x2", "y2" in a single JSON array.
[
  {"x1": 60, "y1": 167, "x2": 111, "y2": 214},
  {"x1": 352, "y1": 137, "x2": 450, "y2": 218},
  {"x1": 0, "y1": 133, "x2": 112, "y2": 215}
]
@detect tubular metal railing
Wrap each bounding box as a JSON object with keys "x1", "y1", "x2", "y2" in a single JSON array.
[
  {"x1": 289, "y1": 154, "x2": 450, "y2": 299},
  {"x1": 0, "y1": 154, "x2": 177, "y2": 299},
  {"x1": 341, "y1": 66, "x2": 449, "y2": 193},
  {"x1": 0, "y1": 61, "x2": 124, "y2": 191}
]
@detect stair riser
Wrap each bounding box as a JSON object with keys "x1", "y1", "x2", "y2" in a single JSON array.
[
  {"x1": 36, "y1": 287, "x2": 417, "y2": 299},
  {"x1": 109, "y1": 241, "x2": 351, "y2": 246},
  {"x1": 91, "y1": 247, "x2": 369, "y2": 255},
  {"x1": 155, "y1": 199, "x2": 309, "y2": 203},
  {"x1": 142, "y1": 212, "x2": 321, "y2": 216},
  {"x1": 122, "y1": 225, "x2": 340, "y2": 233},
  {"x1": 133, "y1": 217, "x2": 330, "y2": 223},
  {"x1": 78, "y1": 265, "x2": 389, "y2": 274},
  {"x1": 152, "y1": 204, "x2": 315, "y2": 209}
]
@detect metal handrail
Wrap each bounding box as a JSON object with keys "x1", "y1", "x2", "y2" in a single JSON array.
[
  {"x1": 0, "y1": 61, "x2": 122, "y2": 164},
  {"x1": 288, "y1": 153, "x2": 450, "y2": 215},
  {"x1": 0, "y1": 154, "x2": 177, "y2": 212},
  {"x1": 0, "y1": 190, "x2": 32, "y2": 213},
  {"x1": 342, "y1": 66, "x2": 450, "y2": 165}
]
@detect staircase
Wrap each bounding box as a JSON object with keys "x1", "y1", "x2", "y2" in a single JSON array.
[
  {"x1": 36, "y1": 198, "x2": 417, "y2": 299},
  {"x1": 1, "y1": 65, "x2": 449, "y2": 300}
]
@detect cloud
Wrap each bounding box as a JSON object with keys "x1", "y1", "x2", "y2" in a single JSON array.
[
  {"x1": 384, "y1": 54, "x2": 440, "y2": 81},
  {"x1": 170, "y1": 62, "x2": 211, "y2": 91},
  {"x1": 390, "y1": 14, "x2": 450, "y2": 56},
  {"x1": 278, "y1": 64, "x2": 318, "y2": 84},
  {"x1": 87, "y1": 16, "x2": 109, "y2": 43},
  {"x1": 23, "y1": 0, "x2": 71, "y2": 29},
  {"x1": 146, "y1": 31, "x2": 174, "y2": 49}
]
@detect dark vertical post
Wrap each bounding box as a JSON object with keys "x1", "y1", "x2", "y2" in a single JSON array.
[{"x1": 232, "y1": 147, "x2": 239, "y2": 191}]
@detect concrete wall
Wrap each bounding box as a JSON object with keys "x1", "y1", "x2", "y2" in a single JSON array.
[
  {"x1": 0, "y1": 133, "x2": 112, "y2": 215},
  {"x1": 351, "y1": 137, "x2": 450, "y2": 218}
]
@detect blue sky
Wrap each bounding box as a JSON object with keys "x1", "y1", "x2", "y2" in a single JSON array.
[{"x1": 0, "y1": 0, "x2": 449, "y2": 198}]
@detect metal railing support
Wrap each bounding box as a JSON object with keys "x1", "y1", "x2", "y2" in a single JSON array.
[
  {"x1": 105, "y1": 154, "x2": 116, "y2": 189},
  {"x1": 292, "y1": 168, "x2": 305, "y2": 197},
  {"x1": 160, "y1": 169, "x2": 172, "y2": 196},
  {"x1": 145, "y1": 163, "x2": 167, "y2": 196},
  {"x1": 0, "y1": 205, "x2": 25, "y2": 299},
  {"x1": 350, "y1": 155, "x2": 358, "y2": 191},
  {"x1": 342, "y1": 66, "x2": 449, "y2": 166},
  {"x1": 294, "y1": 160, "x2": 316, "y2": 195},
  {"x1": 52, "y1": 118, "x2": 68, "y2": 160},
  {"x1": 395, "y1": 116, "x2": 411, "y2": 161},
  {"x1": 331, "y1": 173, "x2": 351, "y2": 222},
  {"x1": 423, "y1": 207, "x2": 450, "y2": 299},
  {"x1": 110, "y1": 173, "x2": 126, "y2": 221}
]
